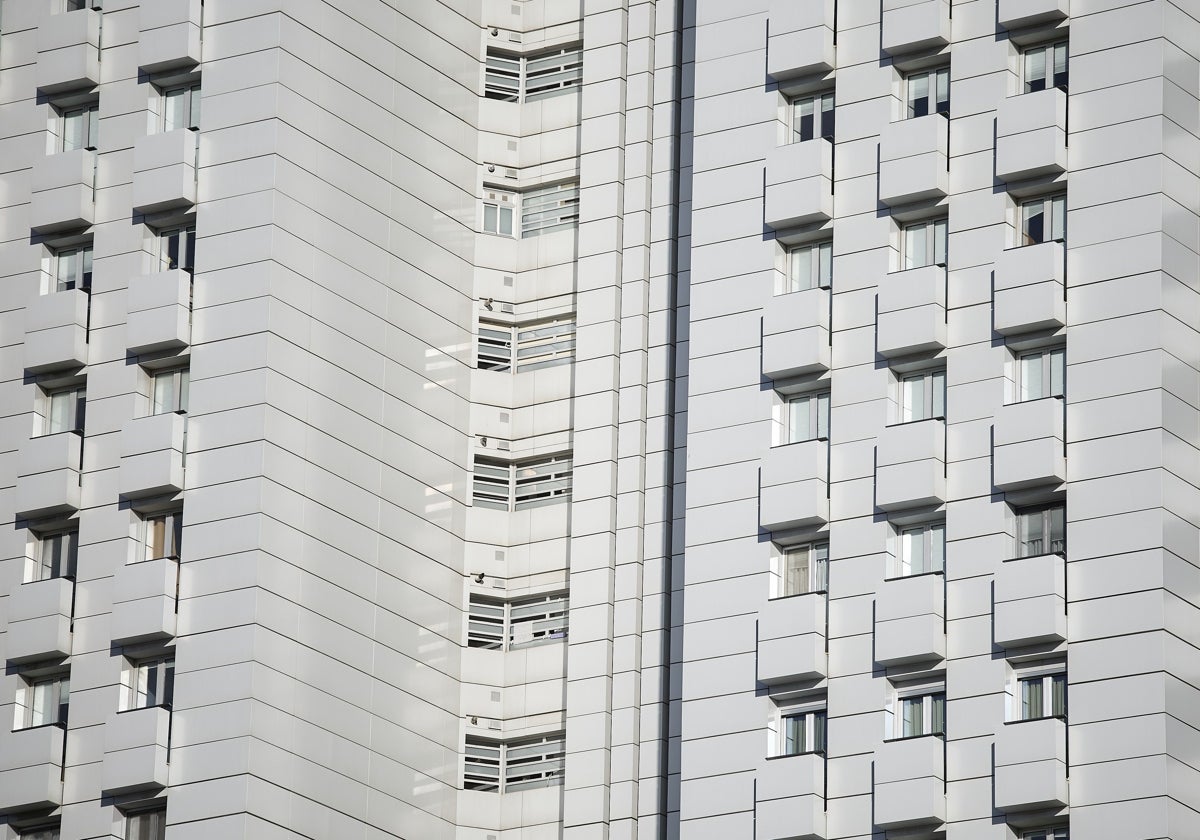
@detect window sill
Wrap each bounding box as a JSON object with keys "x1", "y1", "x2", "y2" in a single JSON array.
[
  {"x1": 22, "y1": 574, "x2": 75, "y2": 586},
  {"x1": 1002, "y1": 550, "x2": 1066, "y2": 563},
  {"x1": 1010, "y1": 394, "x2": 1065, "y2": 406},
  {"x1": 133, "y1": 554, "x2": 181, "y2": 565},
  {"x1": 774, "y1": 283, "x2": 831, "y2": 297},
  {"x1": 886, "y1": 416, "x2": 945, "y2": 428},
  {"x1": 119, "y1": 703, "x2": 172, "y2": 715},
  {"x1": 12, "y1": 720, "x2": 68, "y2": 733},
  {"x1": 883, "y1": 569, "x2": 944, "y2": 583},
  {"x1": 883, "y1": 732, "x2": 944, "y2": 744},
  {"x1": 767, "y1": 749, "x2": 826, "y2": 761},
  {"x1": 768, "y1": 589, "x2": 827, "y2": 602},
  {"x1": 773, "y1": 436, "x2": 829, "y2": 449},
  {"x1": 1003, "y1": 714, "x2": 1066, "y2": 726},
  {"x1": 35, "y1": 428, "x2": 84, "y2": 440}
]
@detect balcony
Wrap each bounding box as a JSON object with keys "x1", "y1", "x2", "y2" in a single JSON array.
[
  {"x1": 765, "y1": 140, "x2": 834, "y2": 230},
  {"x1": 30, "y1": 149, "x2": 96, "y2": 234},
  {"x1": 879, "y1": 114, "x2": 949, "y2": 206},
  {"x1": 127, "y1": 269, "x2": 193, "y2": 355},
  {"x1": 15, "y1": 431, "x2": 83, "y2": 520},
  {"x1": 994, "y1": 552, "x2": 1066, "y2": 648},
  {"x1": 875, "y1": 419, "x2": 945, "y2": 511},
  {"x1": 24, "y1": 288, "x2": 89, "y2": 373},
  {"x1": 5, "y1": 577, "x2": 74, "y2": 664},
  {"x1": 102, "y1": 706, "x2": 171, "y2": 795},
  {"x1": 36, "y1": 8, "x2": 100, "y2": 94},
  {"x1": 881, "y1": 0, "x2": 950, "y2": 56},
  {"x1": 994, "y1": 717, "x2": 1068, "y2": 812},
  {"x1": 877, "y1": 264, "x2": 947, "y2": 359},
  {"x1": 758, "y1": 592, "x2": 826, "y2": 684},
  {"x1": 0, "y1": 724, "x2": 65, "y2": 812},
  {"x1": 139, "y1": 0, "x2": 203, "y2": 73},
  {"x1": 875, "y1": 572, "x2": 944, "y2": 666},
  {"x1": 993, "y1": 241, "x2": 1066, "y2": 335},
  {"x1": 760, "y1": 439, "x2": 829, "y2": 532},
  {"x1": 110, "y1": 558, "x2": 180, "y2": 646},
  {"x1": 874, "y1": 734, "x2": 945, "y2": 830},
  {"x1": 132, "y1": 130, "x2": 198, "y2": 214},
  {"x1": 993, "y1": 397, "x2": 1065, "y2": 491},
  {"x1": 996, "y1": 88, "x2": 1067, "y2": 183},
  {"x1": 119, "y1": 412, "x2": 187, "y2": 500},
  {"x1": 756, "y1": 752, "x2": 826, "y2": 840},
  {"x1": 767, "y1": 0, "x2": 835, "y2": 82},
  {"x1": 762, "y1": 288, "x2": 830, "y2": 380},
  {"x1": 998, "y1": 0, "x2": 1069, "y2": 30}
]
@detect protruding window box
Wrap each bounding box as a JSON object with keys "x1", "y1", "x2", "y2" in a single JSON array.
[
  {"x1": 881, "y1": 0, "x2": 950, "y2": 56},
  {"x1": 994, "y1": 552, "x2": 1066, "y2": 648},
  {"x1": 127, "y1": 270, "x2": 192, "y2": 355},
  {"x1": 30, "y1": 148, "x2": 96, "y2": 234},
  {"x1": 994, "y1": 717, "x2": 1068, "y2": 812},
  {"x1": 877, "y1": 265, "x2": 947, "y2": 358},
  {"x1": 875, "y1": 572, "x2": 944, "y2": 667},
  {"x1": 765, "y1": 140, "x2": 833, "y2": 230},
  {"x1": 101, "y1": 706, "x2": 171, "y2": 795},
  {"x1": 998, "y1": 0, "x2": 1069, "y2": 30},
  {"x1": 760, "y1": 439, "x2": 829, "y2": 532},
  {"x1": 874, "y1": 734, "x2": 946, "y2": 829},
  {"x1": 36, "y1": 8, "x2": 100, "y2": 94},
  {"x1": 15, "y1": 431, "x2": 82, "y2": 520},
  {"x1": 5, "y1": 577, "x2": 74, "y2": 664},
  {"x1": 132, "y1": 131, "x2": 198, "y2": 215},
  {"x1": 993, "y1": 241, "x2": 1065, "y2": 335},
  {"x1": 763, "y1": 288, "x2": 830, "y2": 379},
  {"x1": 875, "y1": 419, "x2": 945, "y2": 512},
  {"x1": 756, "y1": 751, "x2": 826, "y2": 840},
  {"x1": 996, "y1": 88, "x2": 1067, "y2": 183},
  {"x1": 993, "y1": 397, "x2": 1065, "y2": 492},
  {"x1": 758, "y1": 593, "x2": 827, "y2": 684},
  {"x1": 767, "y1": 0, "x2": 835, "y2": 82},
  {"x1": 119, "y1": 413, "x2": 186, "y2": 500},
  {"x1": 139, "y1": 0, "x2": 203, "y2": 73},
  {"x1": 0, "y1": 724, "x2": 65, "y2": 812},
  {"x1": 110, "y1": 558, "x2": 180, "y2": 646},
  {"x1": 879, "y1": 115, "x2": 948, "y2": 206},
  {"x1": 24, "y1": 288, "x2": 89, "y2": 373}
]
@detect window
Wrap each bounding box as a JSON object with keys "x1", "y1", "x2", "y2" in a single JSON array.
[
  {"x1": 16, "y1": 671, "x2": 70, "y2": 729},
  {"x1": 482, "y1": 189, "x2": 515, "y2": 236},
  {"x1": 151, "y1": 367, "x2": 189, "y2": 414},
  {"x1": 158, "y1": 224, "x2": 196, "y2": 273},
  {"x1": 1017, "y1": 346, "x2": 1065, "y2": 401},
  {"x1": 521, "y1": 182, "x2": 579, "y2": 238},
  {"x1": 19, "y1": 827, "x2": 60, "y2": 840},
  {"x1": 781, "y1": 241, "x2": 832, "y2": 294},
  {"x1": 127, "y1": 656, "x2": 175, "y2": 710},
  {"x1": 478, "y1": 316, "x2": 576, "y2": 373},
  {"x1": 140, "y1": 510, "x2": 183, "y2": 562},
  {"x1": 42, "y1": 384, "x2": 86, "y2": 435},
  {"x1": 779, "y1": 542, "x2": 829, "y2": 597},
  {"x1": 897, "y1": 522, "x2": 945, "y2": 576},
  {"x1": 783, "y1": 391, "x2": 830, "y2": 444},
  {"x1": 472, "y1": 454, "x2": 573, "y2": 511},
  {"x1": 32, "y1": 528, "x2": 78, "y2": 581},
  {"x1": 906, "y1": 67, "x2": 950, "y2": 118},
  {"x1": 485, "y1": 46, "x2": 582, "y2": 103},
  {"x1": 65, "y1": 0, "x2": 87, "y2": 9},
  {"x1": 1017, "y1": 670, "x2": 1067, "y2": 721},
  {"x1": 1016, "y1": 503, "x2": 1065, "y2": 557},
  {"x1": 898, "y1": 689, "x2": 945, "y2": 737},
  {"x1": 1024, "y1": 41, "x2": 1068, "y2": 92},
  {"x1": 1020, "y1": 194, "x2": 1066, "y2": 245},
  {"x1": 900, "y1": 369, "x2": 945, "y2": 423},
  {"x1": 52, "y1": 243, "x2": 92, "y2": 292},
  {"x1": 464, "y1": 733, "x2": 566, "y2": 792},
  {"x1": 124, "y1": 807, "x2": 167, "y2": 840},
  {"x1": 162, "y1": 82, "x2": 200, "y2": 131},
  {"x1": 60, "y1": 102, "x2": 98, "y2": 152},
  {"x1": 790, "y1": 91, "x2": 835, "y2": 143},
  {"x1": 467, "y1": 593, "x2": 569, "y2": 649},
  {"x1": 903, "y1": 218, "x2": 947, "y2": 270},
  {"x1": 1023, "y1": 828, "x2": 1068, "y2": 840},
  {"x1": 779, "y1": 706, "x2": 826, "y2": 756}
]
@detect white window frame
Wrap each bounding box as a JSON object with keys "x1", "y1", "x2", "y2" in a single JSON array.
[
  {"x1": 467, "y1": 592, "x2": 569, "y2": 650},
  {"x1": 123, "y1": 807, "x2": 167, "y2": 840},
  {"x1": 902, "y1": 217, "x2": 948, "y2": 270},
  {"x1": 59, "y1": 101, "x2": 99, "y2": 152},
  {"x1": 124, "y1": 655, "x2": 175, "y2": 711},
  {"x1": 15, "y1": 671, "x2": 70, "y2": 730},
  {"x1": 781, "y1": 240, "x2": 832, "y2": 294},
  {"x1": 899, "y1": 368, "x2": 945, "y2": 423},
  {"x1": 472, "y1": 454, "x2": 573, "y2": 511},
  {"x1": 895, "y1": 521, "x2": 945, "y2": 577},
  {"x1": 892, "y1": 682, "x2": 945, "y2": 739},
  {"x1": 52, "y1": 242, "x2": 93, "y2": 293},
  {"x1": 161, "y1": 82, "x2": 201, "y2": 132},
  {"x1": 781, "y1": 391, "x2": 830, "y2": 445},
  {"x1": 139, "y1": 510, "x2": 183, "y2": 563},
  {"x1": 18, "y1": 826, "x2": 61, "y2": 840},
  {"x1": 789, "y1": 91, "x2": 835, "y2": 143},
  {"x1": 484, "y1": 45, "x2": 582, "y2": 103},
  {"x1": 464, "y1": 733, "x2": 566, "y2": 793},
  {"x1": 1015, "y1": 503, "x2": 1065, "y2": 558},
  {"x1": 42, "y1": 384, "x2": 86, "y2": 436},
  {"x1": 1023, "y1": 40, "x2": 1068, "y2": 93},
  {"x1": 1010, "y1": 661, "x2": 1067, "y2": 722},
  {"x1": 520, "y1": 181, "x2": 579, "y2": 238},
  {"x1": 905, "y1": 67, "x2": 950, "y2": 118},
  {"x1": 1022, "y1": 827, "x2": 1068, "y2": 840},
  {"x1": 31, "y1": 528, "x2": 79, "y2": 582},
  {"x1": 150, "y1": 367, "x2": 190, "y2": 415},
  {"x1": 157, "y1": 224, "x2": 196, "y2": 273},
  {"x1": 478, "y1": 316, "x2": 576, "y2": 373},
  {"x1": 1017, "y1": 346, "x2": 1065, "y2": 401},
  {"x1": 1020, "y1": 193, "x2": 1066, "y2": 246},
  {"x1": 775, "y1": 700, "x2": 827, "y2": 757},
  {"x1": 775, "y1": 541, "x2": 829, "y2": 598},
  {"x1": 482, "y1": 188, "x2": 516, "y2": 236}
]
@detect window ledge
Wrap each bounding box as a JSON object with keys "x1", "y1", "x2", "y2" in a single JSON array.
[
  {"x1": 118, "y1": 703, "x2": 172, "y2": 715},
  {"x1": 883, "y1": 569, "x2": 945, "y2": 583},
  {"x1": 767, "y1": 589, "x2": 828, "y2": 602},
  {"x1": 1002, "y1": 550, "x2": 1066, "y2": 563},
  {"x1": 12, "y1": 720, "x2": 68, "y2": 733},
  {"x1": 766, "y1": 749, "x2": 826, "y2": 761},
  {"x1": 883, "y1": 732, "x2": 944, "y2": 744},
  {"x1": 1003, "y1": 714, "x2": 1066, "y2": 726},
  {"x1": 885, "y1": 416, "x2": 946, "y2": 428}
]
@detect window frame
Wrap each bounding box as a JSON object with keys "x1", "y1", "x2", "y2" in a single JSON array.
[
  {"x1": 898, "y1": 368, "x2": 946, "y2": 423},
  {"x1": 125, "y1": 655, "x2": 175, "y2": 712},
  {"x1": 905, "y1": 66, "x2": 950, "y2": 118},
  {"x1": 895, "y1": 521, "x2": 945, "y2": 577},
  {"x1": 892, "y1": 683, "x2": 946, "y2": 739},
  {"x1": 789, "y1": 90, "x2": 835, "y2": 144},
  {"x1": 776, "y1": 700, "x2": 827, "y2": 757},
  {"x1": 464, "y1": 733, "x2": 566, "y2": 793},
  {"x1": 42, "y1": 383, "x2": 86, "y2": 436},
  {"x1": 467, "y1": 592, "x2": 569, "y2": 650},
  {"x1": 776, "y1": 541, "x2": 829, "y2": 598},
  {"x1": 123, "y1": 806, "x2": 167, "y2": 840},
  {"x1": 18, "y1": 826, "x2": 61, "y2": 840},
  {"x1": 16, "y1": 670, "x2": 70, "y2": 730},
  {"x1": 1016, "y1": 345, "x2": 1066, "y2": 402},
  {"x1": 482, "y1": 188, "x2": 516, "y2": 237},
  {"x1": 472, "y1": 454, "x2": 573, "y2": 511},
  {"x1": 139, "y1": 509, "x2": 183, "y2": 563},
  {"x1": 782, "y1": 390, "x2": 831, "y2": 445},
  {"x1": 478, "y1": 315, "x2": 577, "y2": 373},
  {"x1": 484, "y1": 45, "x2": 582, "y2": 103},
  {"x1": 1011, "y1": 661, "x2": 1067, "y2": 722},
  {"x1": 902, "y1": 217, "x2": 948, "y2": 270},
  {"x1": 31, "y1": 527, "x2": 79, "y2": 582},
  {"x1": 520, "y1": 181, "x2": 579, "y2": 238},
  {"x1": 1023, "y1": 40, "x2": 1069, "y2": 93},
  {"x1": 1014, "y1": 502, "x2": 1066, "y2": 558},
  {"x1": 1022, "y1": 827, "x2": 1068, "y2": 840},
  {"x1": 1020, "y1": 193, "x2": 1066, "y2": 246},
  {"x1": 781, "y1": 240, "x2": 833, "y2": 294},
  {"x1": 150, "y1": 367, "x2": 190, "y2": 415},
  {"x1": 160, "y1": 82, "x2": 201, "y2": 132},
  {"x1": 157, "y1": 223, "x2": 196, "y2": 274},
  {"x1": 51, "y1": 242, "x2": 93, "y2": 293},
  {"x1": 59, "y1": 101, "x2": 99, "y2": 153}
]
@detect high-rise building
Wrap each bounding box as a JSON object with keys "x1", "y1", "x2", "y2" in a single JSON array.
[{"x1": 0, "y1": 1, "x2": 1197, "y2": 840}]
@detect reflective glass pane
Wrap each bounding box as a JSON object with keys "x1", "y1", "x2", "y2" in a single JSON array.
[
  {"x1": 929, "y1": 523, "x2": 945, "y2": 572},
  {"x1": 931, "y1": 370, "x2": 946, "y2": 417},
  {"x1": 789, "y1": 245, "x2": 813, "y2": 292},
  {"x1": 1020, "y1": 353, "x2": 1044, "y2": 401},
  {"x1": 905, "y1": 224, "x2": 927, "y2": 269},
  {"x1": 164, "y1": 88, "x2": 186, "y2": 131},
  {"x1": 902, "y1": 375, "x2": 924, "y2": 422},
  {"x1": 1049, "y1": 347, "x2": 1065, "y2": 396}
]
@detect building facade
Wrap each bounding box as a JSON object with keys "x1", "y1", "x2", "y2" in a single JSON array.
[{"x1": 0, "y1": 1, "x2": 1197, "y2": 839}]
